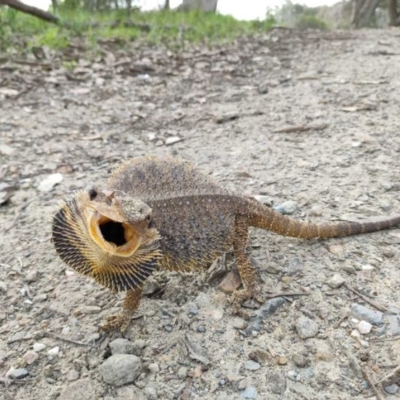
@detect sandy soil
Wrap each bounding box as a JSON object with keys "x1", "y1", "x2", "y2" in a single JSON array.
[{"x1": 1, "y1": 28, "x2": 400, "y2": 400}]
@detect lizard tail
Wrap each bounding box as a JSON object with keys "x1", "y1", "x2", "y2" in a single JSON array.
[{"x1": 247, "y1": 201, "x2": 400, "y2": 239}]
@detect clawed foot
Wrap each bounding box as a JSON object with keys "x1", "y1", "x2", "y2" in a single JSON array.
[
  {"x1": 232, "y1": 286, "x2": 264, "y2": 318},
  {"x1": 99, "y1": 312, "x2": 131, "y2": 333}
]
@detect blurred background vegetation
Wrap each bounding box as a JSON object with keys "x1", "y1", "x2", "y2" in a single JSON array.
[{"x1": 0, "y1": 0, "x2": 399, "y2": 53}]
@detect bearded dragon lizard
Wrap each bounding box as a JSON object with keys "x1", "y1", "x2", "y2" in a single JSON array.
[{"x1": 52, "y1": 157, "x2": 400, "y2": 331}]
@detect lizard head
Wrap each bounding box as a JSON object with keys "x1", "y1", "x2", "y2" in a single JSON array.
[{"x1": 52, "y1": 187, "x2": 161, "y2": 292}]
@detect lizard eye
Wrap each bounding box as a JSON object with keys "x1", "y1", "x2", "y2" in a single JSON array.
[{"x1": 88, "y1": 188, "x2": 97, "y2": 200}]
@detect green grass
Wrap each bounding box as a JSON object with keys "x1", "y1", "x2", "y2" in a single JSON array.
[{"x1": 0, "y1": 8, "x2": 277, "y2": 54}]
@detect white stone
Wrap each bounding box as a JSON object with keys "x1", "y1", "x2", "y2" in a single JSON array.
[
  {"x1": 33, "y1": 343, "x2": 46, "y2": 352},
  {"x1": 356, "y1": 320, "x2": 372, "y2": 334},
  {"x1": 47, "y1": 346, "x2": 60, "y2": 356}
]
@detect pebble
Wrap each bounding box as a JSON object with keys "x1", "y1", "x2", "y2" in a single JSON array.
[
  {"x1": 197, "y1": 325, "x2": 206, "y2": 333},
  {"x1": 33, "y1": 343, "x2": 46, "y2": 352},
  {"x1": 148, "y1": 363, "x2": 160, "y2": 373},
  {"x1": 268, "y1": 372, "x2": 287, "y2": 394},
  {"x1": 253, "y1": 195, "x2": 273, "y2": 206},
  {"x1": 99, "y1": 354, "x2": 142, "y2": 386},
  {"x1": 47, "y1": 346, "x2": 60, "y2": 356},
  {"x1": 351, "y1": 304, "x2": 383, "y2": 325},
  {"x1": 23, "y1": 350, "x2": 39, "y2": 365},
  {"x1": 42, "y1": 365, "x2": 54, "y2": 377},
  {"x1": 177, "y1": 366, "x2": 188, "y2": 379},
  {"x1": 356, "y1": 320, "x2": 372, "y2": 334},
  {"x1": 57, "y1": 378, "x2": 99, "y2": 400},
  {"x1": 387, "y1": 315, "x2": 400, "y2": 336},
  {"x1": 25, "y1": 270, "x2": 38, "y2": 283},
  {"x1": 165, "y1": 136, "x2": 182, "y2": 146},
  {"x1": 76, "y1": 305, "x2": 102, "y2": 315},
  {"x1": 244, "y1": 360, "x2": 261, "y2": 371},
  {"x1": 240, "y1": 385, "x2": 258, "y2": 399},
  {"x1": 109, "y1": 338, "x2": 140, "y2": 356},
  {"x1": 384, "y1": 383, "x2": 399, "y2": 394},
  {"x1": 38, "y1": 173, "x2": 63, "y2": 192},
  {"x1": 218, "y1": 270, "x2": 242, "y2": 293},
  {"x1": 144, "y1": 384, "x2": 158, "y2": 400},
  {"x1": 296, "y1": 316, "x2": 319, "y2": 339},
  {"x1": 232, "y1": 318, "x2": 247, "y2": 330},
  {"x1": 274, "y1": 200, "x2": 298, "y2": 215},
  {"x1": 7, "y1": 368, "x2": 29, "y2": 379},
  {"x1": 0, "y1": 281, "x2": 7, "y2": 292},
  {"x1": 67, "y1": 369, "x2": 80, "y2": 381},
  {"x1": 276, "y1": 356, "x2": 287, "y2": 365},
  {"x1": 292, "y1": 354, "x2": 308, "y2": 367},
  {"x1": 326, "y1": 274, "x2": 346, "y2": 289}
]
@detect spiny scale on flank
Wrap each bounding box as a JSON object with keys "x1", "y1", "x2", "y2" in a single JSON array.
[{"x1": 51, "y1": 156, "x2": 400, "y2": 332}]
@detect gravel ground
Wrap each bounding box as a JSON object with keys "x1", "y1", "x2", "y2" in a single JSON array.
[{"x1": 1, "y1": 28, "x2": 400, "y2": 400}]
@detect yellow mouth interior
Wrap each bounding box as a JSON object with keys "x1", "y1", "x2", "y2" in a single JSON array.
[{"x1": 88, "y1": 211, "x2": 142, "y2": 257}]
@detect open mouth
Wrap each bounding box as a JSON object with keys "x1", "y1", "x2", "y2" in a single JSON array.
[{"x1": 88, "y1": 211, "x2": 142, "y2": 257}]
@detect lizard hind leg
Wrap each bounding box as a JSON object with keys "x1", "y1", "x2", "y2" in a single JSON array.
[
  {"x1": 231, "y1": 216, "x2": 264, "y2": 316},
  {"x1": 99, "y1": 287, "x2": 143, "y2": 332}
]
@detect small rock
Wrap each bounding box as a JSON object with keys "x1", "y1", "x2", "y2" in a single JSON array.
[
  {"x1": 0, "y1": 144, "x2": 15, "y2": 156},
  {"x1": 109, "y1": 338, "x2": 140, "y2": 356},
  {"x1": 244, "y1": 360, "x2": 261, "y2": 371},
  {"x1": 23, "y1": 350, "x2": 39, "y2": 365},
  {"x1": 33, "y1": 343, "x2": 46, "y2": 352},
  {"x1": 99, "y1": 354, "x2": 142, "y2": 386},
  {"x1": 42, "y1": 365, "x2": 54, "y2": 377},
  {"x1": 0, "y1": 281, "x2": 7, "y2": 292},
  {"x1": 132, "y1": 339, "x2": 146, "y2": 349},
  {"x1": 356, "y1": 320, "x2": 372, "y2": 334},
  {"x1": 232, "y1": 318, "x2": 247, "y2": 330},
  {"x1": 268, "y1": 372, "x2": 287, "y2": 394},
  {"x1": 327, "y1": 244, "x2": 344, "y2": 255},
  {"x1": 265, "y1": 264, "x2": 282, "y2": 274},
  {"x1": 177, "y1": 366, "x2": 187, "y2": 379},
  {"x1": 144, "y1": 384, "x2": 158, "y2": 400},
  {"x1": 38, "y1": 173, "x2": 63, "y2": 192},
  {"x1": 274, "y1": 200, "x2": 298, "y2": 215},
  {"x1": 310, "y1": 205, "x2": 324, "y2": 216},
  {"x1": 384, "y1": 383, "x2": 399, "y2": 394},
  {"x1": 276, "y1": 356, "x2": 287, "y2": 365},
  {"x1": 253, "y1": 195, "x2": 273, "y2": 206},
  {"x1": 67, "y1": 369, "x2": 80, "y2": 381},
  {"x1": 351, "y1": 304, "x2": 383, "y2": 325},
  {"x1": 387, "y1": 315, "x2": 400, "y2": 336},
  {"x1": 47, "y1": 346, "x2": 60, "y2": 356},
  {"x1": 57, "y1": 378, "x2": 100, "y2": 400},
  {"x1": 25, "y1": 270, "x2": 38, "y2": 283},
  {"x1": 75, "y1": 305, "x2": 101, "y2": 315},
  {"x1": 326, "y1": 274, "x2": 346, "y2": 289},
  {"x1": 292, "y1": 354, "x2": 308, "y2": 367},
  {"x1": 148, "y1": 363, "x2": 160, "y2": 374},
  {"x1": 240, "y1": 385, "x2": 258, "y2": 399},
  {"x1": 296, "y1": 316, "x2": 319, "y2": 339},
  {"x1": 218, "y1": 270, "x2": 242, "y2": 293},
  {"x1": 7, "y1": 368, "x2": 29, "y2": 379},
  {"x1": 165, "y1": 136, "x2": 182, "y2": 146}
]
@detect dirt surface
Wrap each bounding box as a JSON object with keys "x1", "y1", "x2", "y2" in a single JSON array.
[{"x1": 1, "y1": 28, "x2": 400, "y2": 400}]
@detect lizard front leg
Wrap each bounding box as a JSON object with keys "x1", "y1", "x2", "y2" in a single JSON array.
[
  {"x1": 231, "y1": 216, "x2": 264, "y2": 316},
  {"x1": 99, "y1": 287, "x2": 143, "y2": 332}
]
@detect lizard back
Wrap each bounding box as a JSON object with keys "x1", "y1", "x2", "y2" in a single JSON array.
[{"x1": 106, "y1": 157, "x2": 239, "y2": 272}]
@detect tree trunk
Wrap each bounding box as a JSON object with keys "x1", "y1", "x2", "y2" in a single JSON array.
[
  {"x1": 0, "y1": 0, "x2": 59, "y2": 24},
  {"x1": 177, "y1": 0, "x2": 218, "y2": 12},
  {"x1": 164, "y1": 0, "x2": 170, "y2": 10},
  {"x1": 351, "y1": 0, "x2": 379, "y2": 28},
  {"x1": 388, "y1": 0, "x2": 400, "y2": 26}
]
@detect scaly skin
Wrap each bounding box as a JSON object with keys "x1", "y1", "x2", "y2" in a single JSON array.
[{"x1": 52, "y1": 156, "x2": 400, "y2": 331}]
